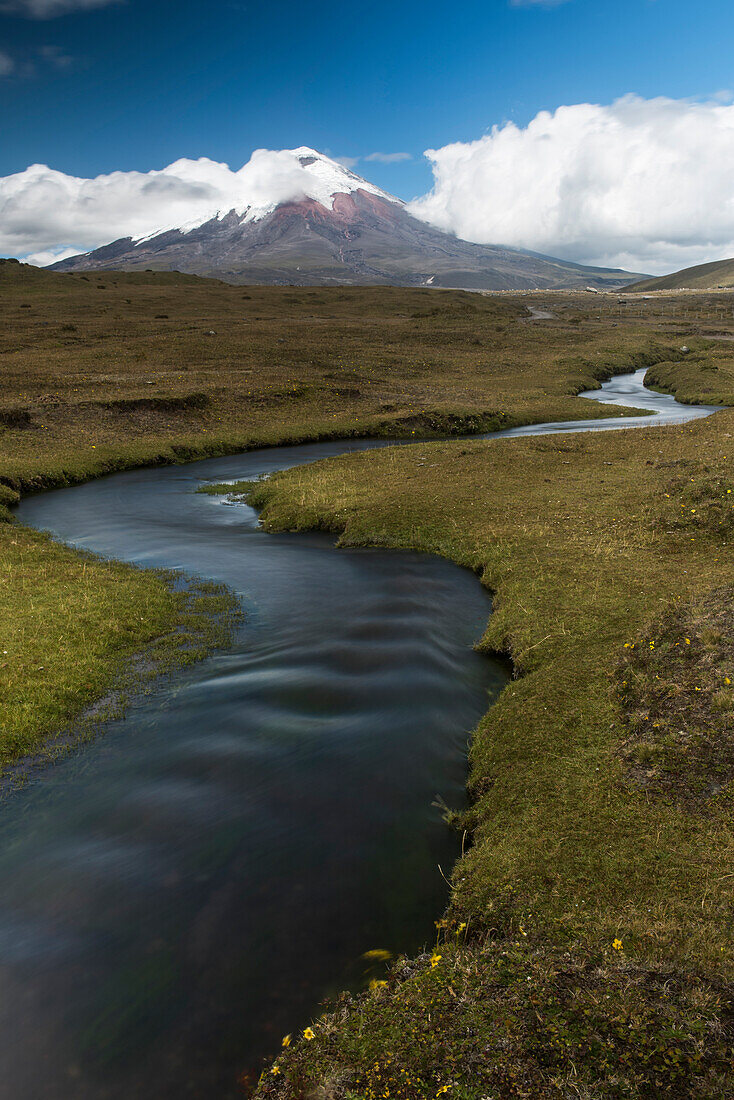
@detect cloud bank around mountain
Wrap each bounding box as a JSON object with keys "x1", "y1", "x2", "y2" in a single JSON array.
[
  {"x1": 1, "y1": 158, "x2": 241, "y2": 264},
  {"x1": 408, "y1": 95, "x2": 734, "y2": 273},
  {"x1": 6, "y1": 96, "x2": 734, "y2": 273},
  {"x1": 0, "y1": 148, "x2": 389, "y2": 265}
]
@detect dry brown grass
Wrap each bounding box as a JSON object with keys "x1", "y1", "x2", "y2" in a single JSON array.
[{"x1": 5, "y1": 263, "x2": 718, "y2": 496}]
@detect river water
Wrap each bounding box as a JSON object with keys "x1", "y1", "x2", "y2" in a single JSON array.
[{"x1": 6, "y1": 370, "x2": 719, "y2": 1097}]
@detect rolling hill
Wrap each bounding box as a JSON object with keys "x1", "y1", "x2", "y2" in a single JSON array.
[{"x1": 629, "y1": 257, "x2": 734, "y2": 292}]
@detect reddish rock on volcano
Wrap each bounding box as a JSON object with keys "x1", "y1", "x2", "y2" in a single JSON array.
[{"x1": 53, "y1": 150, "x2": 641, "y2": 290}]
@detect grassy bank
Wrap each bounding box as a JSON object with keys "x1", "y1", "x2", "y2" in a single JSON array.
[
  {"x1": 240, "y1": 404, "x2": 734, "y2": 1096},
  {"x1": 0, "y1": 267, "x2": 687, "y2": 776},
  {"x1": 4, "y1": 267, "x2": 734, "y2": 1091},
  {"x1": 0, "y1": 519, "x2": 238, "y2": 785},
  {"x1": 644, "y1": 341, "x2": 734, "y2": 406}
]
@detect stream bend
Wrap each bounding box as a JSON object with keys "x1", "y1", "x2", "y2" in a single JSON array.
[{"x1": 4, "y1": 369, "x2": 719, "y2": 1098}]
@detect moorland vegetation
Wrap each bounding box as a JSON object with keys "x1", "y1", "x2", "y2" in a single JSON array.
[{"x1": 2, "y1": 259, "x2": 734, "y2": 1094}]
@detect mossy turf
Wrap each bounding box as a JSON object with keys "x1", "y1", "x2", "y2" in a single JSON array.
[
  {"x1": 617, "y1": 586, "x2": 734, "y2": 808},
  {"x1": 645, "y1": 344, "x2": 734, "y2": 407},
  {"x1": 243, "y1": 404, "x2": 734, "y2": 1096},
  {"x1": 255, "y1": 936, "x2": 734, "y2": 1099}
]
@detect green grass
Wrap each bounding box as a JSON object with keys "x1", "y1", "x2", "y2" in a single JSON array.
[
  {"x1": 4, "y1": 268, "x2": 734, "y2": 1091},
  {"x1": 0, "y1": 521, "x2": 239, "y2": 784},
  {"x1": 242, "y1": 406, "x2": 734, "y2": 1097},
  {"x1": 645, "y1": 343, "x2": 734, "y2": 406},
  {"x1": 255, "y1": 937, "x2": 734, "y2": 1099},
  {"x1": 617, "y1": 585, "x2": 733, "y2": 808}
]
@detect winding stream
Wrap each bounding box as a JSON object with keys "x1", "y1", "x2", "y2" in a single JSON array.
[{"x1": 6, "y1": 370, "x2": 719, "y2": 1098}]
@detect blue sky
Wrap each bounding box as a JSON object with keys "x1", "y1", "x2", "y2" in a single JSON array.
[
  {"x1": 4, "y1": 0, "x2": 734, "y2": 273},
  {"x1": 1, "y1": 0, "x2": 733, "y2": 200}
]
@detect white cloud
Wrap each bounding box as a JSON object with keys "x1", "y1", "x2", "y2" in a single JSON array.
[
  {"x1": 364, "y1": 152, "x2": 412, "y2": 163},
  {"x1": 8, "y1": 102, "x2": 734, "y2": 275},
  {"x1": 0, "y1": 160, "x2": 224, "y2": 259},
  {"x1": 0, "y1": 147, "x2": 389, "y2": 261},
  {"x1": 0, "y1": 49, "x2": 14, "y2": 75},
  {"x1": 21, "y1": 245, "x2": 81, "y2": 266},
  {"x1": 0, "y1": 0, "x2": 119, "y2": 17},
  {"x1": 407, "y1": 95, "x2": 734, "y2": 274}
]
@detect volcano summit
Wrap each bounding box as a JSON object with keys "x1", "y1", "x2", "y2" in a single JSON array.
[{"x1": 52, "y1": 148, "x2": 641, "y2": 290}]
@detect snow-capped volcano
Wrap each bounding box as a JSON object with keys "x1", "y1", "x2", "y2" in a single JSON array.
[
  {"x1": 53, "y1": 147, "x2": 642, "y2": 290},
  {"x1": 134, "y1": 148, "x2": 399, "y2": 243}
]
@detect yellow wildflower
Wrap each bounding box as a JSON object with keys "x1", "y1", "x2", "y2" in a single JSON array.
[
  {"x1": 430, "y1": 952, "x2": 442, "y2": 968},
  {"x1": 281, "y1": 1034, "x2": 291, "y2": 1048},
  {"x1": 271, "y1": 1065, "x2": 281, "y2": 1076},
  {"x1": 369, "y1": 979, "x2": 388, "y2": 991},
  {"x1": 303, "y1": 1027, "x2": 315, "y2": 1041},
  {"x1": 612, "y1": 938, "x2": 623, "y2": 951}
]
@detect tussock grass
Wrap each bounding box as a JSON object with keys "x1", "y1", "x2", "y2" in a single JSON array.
[
  {"x1": 649, "y1": 461, "x2": 734, "y2": 543},
  {"x1": 0, "y1": 268, "x2": 697, "y2": 499}
]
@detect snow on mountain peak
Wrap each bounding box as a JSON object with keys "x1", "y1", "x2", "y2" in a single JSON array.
[{"x1": 135, "y1": 147, "x2": 400, "y2": 243}]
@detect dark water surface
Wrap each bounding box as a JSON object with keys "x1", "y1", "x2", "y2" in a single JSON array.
[{"x1": 7, "y1": 371, "x2": 718, "y2": 1097}]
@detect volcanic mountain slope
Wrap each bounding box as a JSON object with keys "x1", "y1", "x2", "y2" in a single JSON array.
[
  {"x1": 52, "y1": 149, "x2": 643, "y2": 290},
  {"x1": 629, "y1": 257, "x2": 734, "y2": 292}
]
